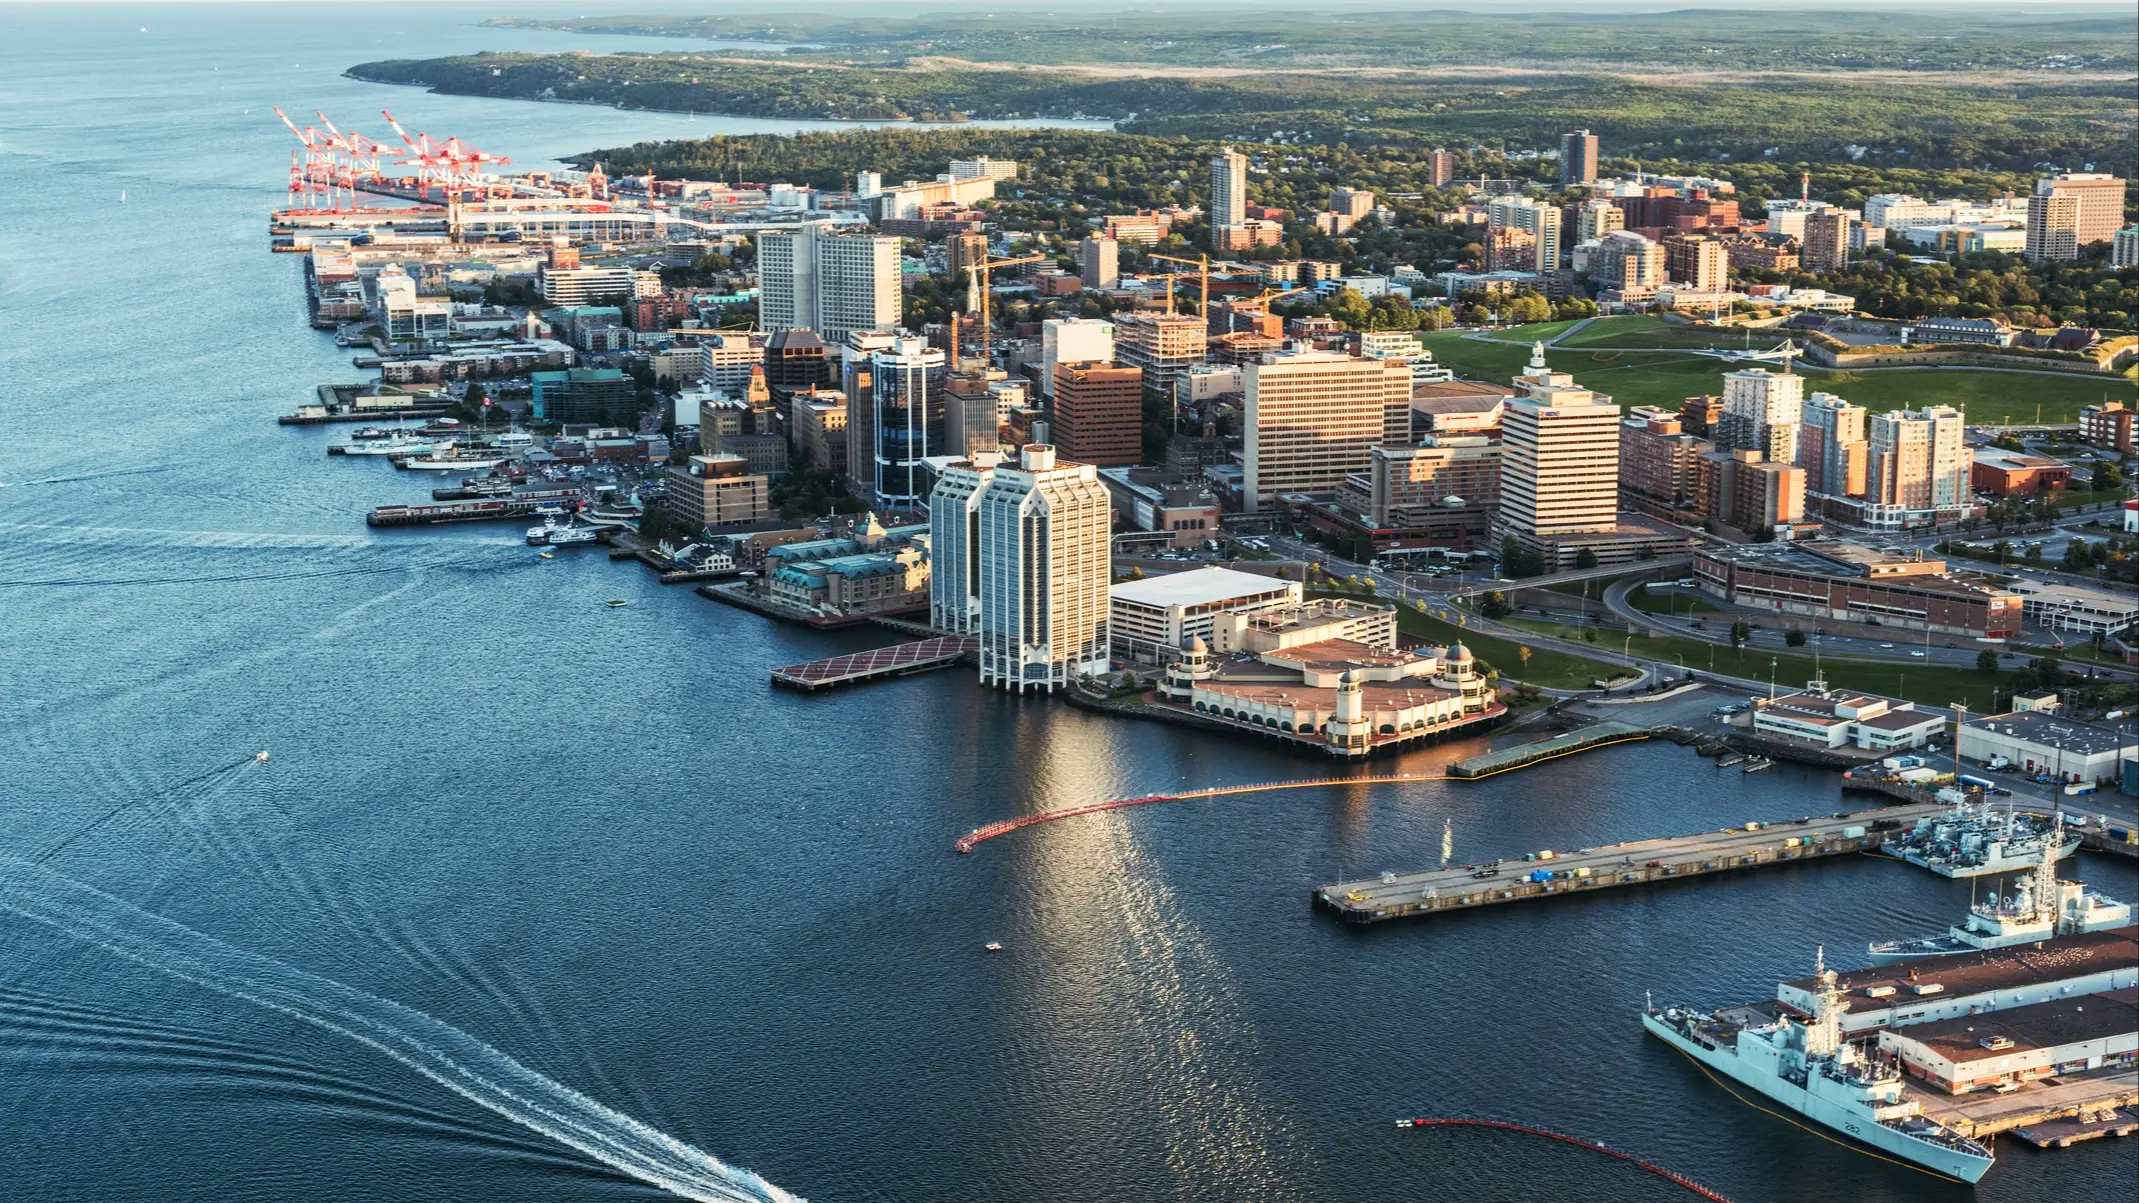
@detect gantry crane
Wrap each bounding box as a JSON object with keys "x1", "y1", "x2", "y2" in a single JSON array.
[
  {"x1": 272, "y1": 106, "x2": 339, "y2": 210},
  {"x1": 968, "y1": 251, "x2": 1046, "y2": 367},
  {"x1": 1147, "y1": 252, "x2": 1210, "y2": 317},
  {"x1": 1207, "y1": 283, "x2": 1311, "y2": 335}
]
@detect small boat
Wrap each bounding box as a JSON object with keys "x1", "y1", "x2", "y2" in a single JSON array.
[
  {"x1": 1742, "y1": 756, "x2": 1774, "y2": 774},
  {"x1": 984, "y1": 941, "x2": 1003, "y2": 952},
  {"x1": 604, "y1": 600, "x2": 629, "y2": 608},
  {"x1": 538, "y1": 551, "x2": 554, "y2": 560},
  {"x1": 255, "y1": 750, "x2": 270, "y2": 763}
]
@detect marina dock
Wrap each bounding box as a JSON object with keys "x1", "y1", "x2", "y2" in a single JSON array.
[
  {"x1": 366, "y1": 494, "x2": 575, "y2": 527},
  {"x1": 770, "y1": 636, "x2": 977, "y2": 690},
  {"x1": 1446, "y1": 720, "x2": 1651, "y2": 778},
  {"x1": 1314, "y1": 800, "x2": 1951, "y2": 926}
]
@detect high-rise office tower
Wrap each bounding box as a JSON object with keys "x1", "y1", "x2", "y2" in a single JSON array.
[
  {"x1": 867, "y1": 336, "x2": 949, "y2": 508},
  {"x1": 1493, "y1": 378, "x2": 1621, "y2": 542},
  {"x1": 1051, "y1": 364, "x2": 1144, "y2": 468},
  {"x1": 1488, "y1": 196, "x2": 1563, "y2": 272},
  {"x1": 977, "y1": 444, "x2": 1112, "y2": 692},
  {"x1": 944, "y1": 366, "x2": 1006, "y2": 460},
  {"x1": 757, "y1": 222, "x2": 901, "y2": 344},
  {"x1": 1210, "y1": 148, "x2": 1248, "y2": 248},
  {"x1": 927, "y1": 452, "x2": 999, "y2": 634},
  {"x1": 1241, "y1": 350, "x2": 1413, "y2": 513},
  {"x1": 1868, "y1": 406, "x2": 1967, "y2": 510},
  {"x1": 840, "y1": 331, "x2": 900, "y2": 497},
  {"x1": 1040, "y1": 317, "x2": 1115, "y2": 399},
  {"x1": 1798, "y1": 392, "x2": 1868, "y2": 498},
  {"x1": 1716, "y1": 368, "x2": 1806, "y2": 465},
  {"x1": 1559, "y1": 130, "x2": 1599, "y2": 188}
]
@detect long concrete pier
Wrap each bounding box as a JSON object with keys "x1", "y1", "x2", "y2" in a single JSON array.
[{"x1": 1313, "y1": 800, "x2": 1948, "y2": 927}]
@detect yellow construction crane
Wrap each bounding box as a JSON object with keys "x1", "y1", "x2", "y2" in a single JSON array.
[
  {"x1": 968, "y1": 252, "x2": 1046, "y2": 367},
  {"x1": 1147, "y1": 252, "x2": 1210, "y2": 317}
]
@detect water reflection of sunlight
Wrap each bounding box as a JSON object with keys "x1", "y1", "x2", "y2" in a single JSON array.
[{"x1": 1007, "y1": 709, "x2": 1311, "y2": 1201}]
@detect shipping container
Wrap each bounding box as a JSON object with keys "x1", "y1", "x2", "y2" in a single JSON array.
[{"x1": 1843, "y1": 825, "x2": 1868, "y2": 838}]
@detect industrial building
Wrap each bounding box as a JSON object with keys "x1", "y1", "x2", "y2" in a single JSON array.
[
  {"x1": 1877, "y1": 987, "x2": 2137, "y2": 1095},
  {"x1": 1750, "y1": 686, "x2": 1946, "y2": 752},
  {"x1": 1242, "y1": 349, "x2": 1415, "y2": 513},
  {"x1": 663, "y1": 453, "x2": 770, "y2": 531},
  {"x1": 1958, "y1": 707, "x2": 2139, "y2": 786},
  {"x1": 1777, "y1": 927, "x2": 2138, "y2": 1034},
  {"x1": 1691, "y1": 543, "x2": 2022, "y2": 640}
]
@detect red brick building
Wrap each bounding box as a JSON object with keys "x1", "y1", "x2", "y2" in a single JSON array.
[{"x1": 1970, "y1": 449, "x2": 2072, "y2": 497}]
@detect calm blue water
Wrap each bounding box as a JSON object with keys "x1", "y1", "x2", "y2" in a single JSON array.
[{"x1": 1, "y1": 6, "x2": 2133, "y2": 1202}]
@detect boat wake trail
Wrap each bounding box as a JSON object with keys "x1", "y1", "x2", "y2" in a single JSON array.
[
  {"x1": 0, "y1": 860, "x2": 807, "y2": 1203},
  {"x1": 5, "y1": 465, "x2": 179, "y2": 487}
]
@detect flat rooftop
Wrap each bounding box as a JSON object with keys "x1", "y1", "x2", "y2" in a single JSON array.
[
  {"x1": 1700, "y1": 541, "x2": 2014, "y2": 598},
  {"x1": 1790, "y1": 926, "x2": 2138, "y2": 1001},
  {"x1": 1262, "y1": 637, "x2": 1423, "y2": 671},
  {"x1": 1888, "y1": 986, "x2": 2137, "y2": 1065},
  {"x1": 1109, "y1": 565, "x2": 1298, "y2": 609},
  {"x1": 1965, "y1": 711, "x2": 2138, "y2": 756}
]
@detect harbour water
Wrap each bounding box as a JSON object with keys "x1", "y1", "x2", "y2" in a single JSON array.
[{"x1": 1, "y1": 6, "x2": 2133, "y2": 1201}]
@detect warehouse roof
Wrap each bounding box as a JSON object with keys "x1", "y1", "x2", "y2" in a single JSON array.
[{"x1": 1886, "y1": 986, "x2": 2137, "y2": 1065}]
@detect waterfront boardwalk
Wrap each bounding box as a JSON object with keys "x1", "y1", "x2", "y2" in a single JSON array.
[
  {"x1": 1314, "y1": 799, "x2": 1954, "y2": 926},
  {"x1": 771, "y1": 636, "x2": 976, "y2": 691},
  {"x1": 1447, "y1": 720, "x2": 1651, "y2": 778}
]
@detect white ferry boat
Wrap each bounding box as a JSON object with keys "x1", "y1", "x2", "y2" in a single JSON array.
[
  {"x1": 330, "y1": 436, "x2": 445, "y2": 457},
  {"x1": 526, "y1": 517, "x2": 599, "y2": 547},
  {"x1": 401, "y1": 454, "x2": 508, "y2": 473},
  {"x1": 1869, "y1": 819, "x2": 2130, "y2": 963},
  {"x1": 1644, "y1": 951, "x2": 1994, "y2": 1183},
  {"x1": 1881, "y1": 802, "x2": 2080, "y2": 879}
]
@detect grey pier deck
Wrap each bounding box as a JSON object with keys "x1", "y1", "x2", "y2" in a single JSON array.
[
  {"x1": 1314, "y1": 799, "x2": 1957, "y2": 926},
  {"x1": 1445, "y1": 721, "x2": 1651, "y2": 778}
]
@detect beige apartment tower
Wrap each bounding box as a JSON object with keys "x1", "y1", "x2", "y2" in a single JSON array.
[
  {"x1": 1241, "y1": 350, "x2": 1413, "y2": 512},
  {"x1": 1868, "y1": 406, "x2": 1968, "y2": 510},
  {"x1": 1799, "y1": 391, "x2": 1868, "y2": 498}
]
